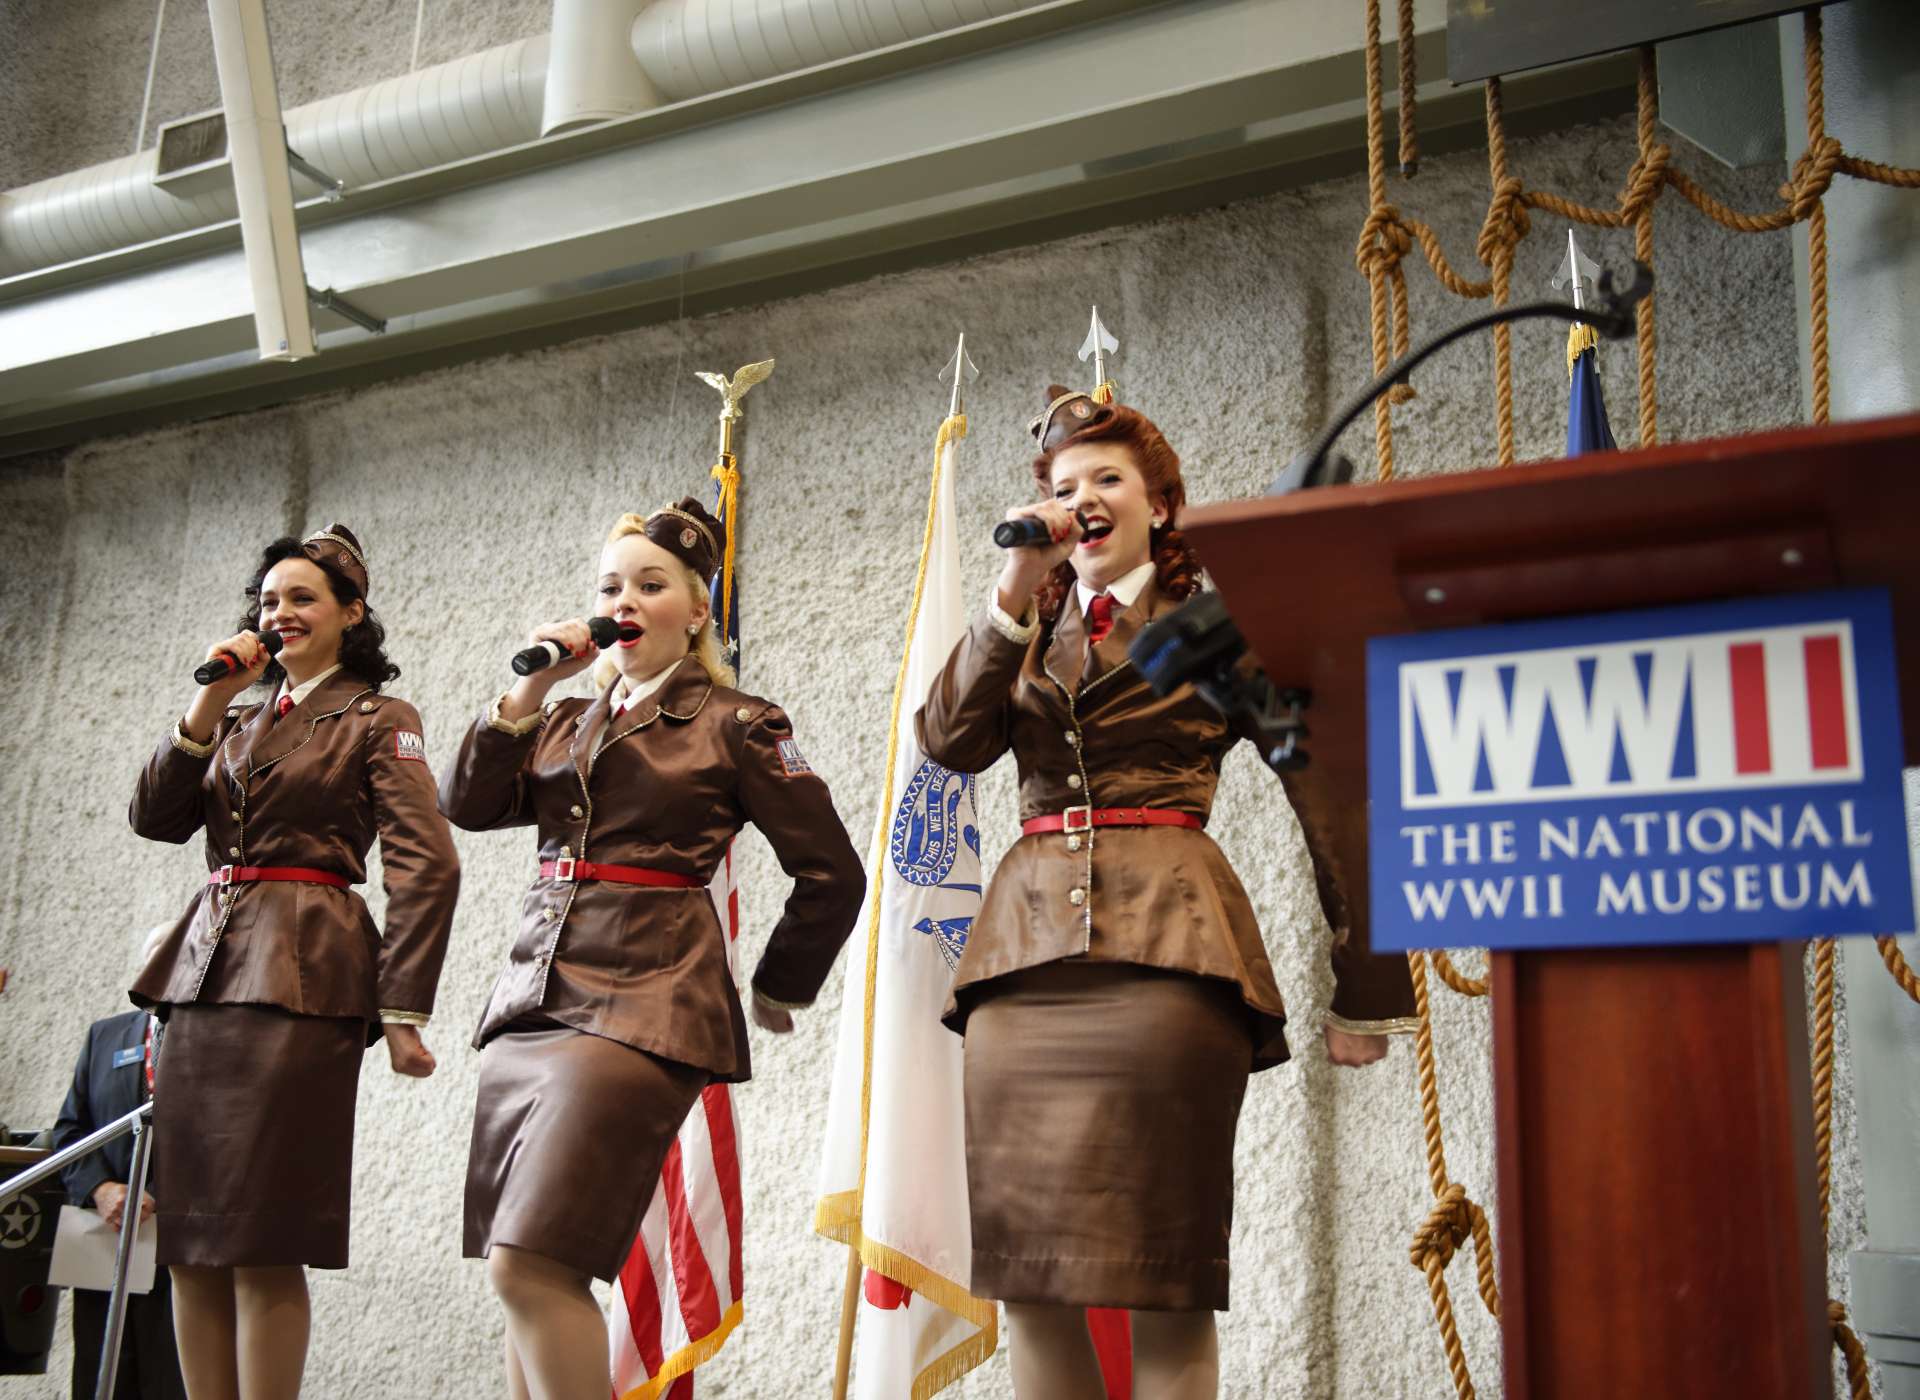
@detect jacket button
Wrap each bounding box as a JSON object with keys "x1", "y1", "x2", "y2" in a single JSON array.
[
  {"x1": 230, "y1": 810, "x2": 242, "y2": 822},
  {"x1": 228, "y1": 846, "x2": 240, "y2": 858},
  {"x1": 1066, "y1": 774, "x2": 1082, "y2": 790},
  {"x1": 1066, "y1": 835, "x2": 1082, "y2": 852},
  {"x1": 360, "y1": 700, "x2": 376, "y2": 713},
  {"x1": 736, "y1": 706, "x2": 752, "y2": 723},
  {"x1": 570, "y1": 805, "x2": 583, "y2": 818},
  {"x1": 560, "y1": 845, "x2": 572, "y2": 858},
  {"x1": 1068, "y1": 888, "x2": 1085, "y2": 906},
  {"x1": 1065, "y1": 732, "x2": 1079, "y2": 746}
]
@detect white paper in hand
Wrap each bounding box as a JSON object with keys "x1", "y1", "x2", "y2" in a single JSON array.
[{"x1": 48, "y1": 1205, "x2": 157, "y2": 1294}]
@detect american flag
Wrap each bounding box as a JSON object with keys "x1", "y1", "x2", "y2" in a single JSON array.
[{"x1": 608, "y1": 471, "x2": 748, "y2": 1400}]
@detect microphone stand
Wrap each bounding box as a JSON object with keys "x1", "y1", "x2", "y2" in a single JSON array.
[{"x1": 1134, "y1": 261, "x2": 1655, "y2": 773}]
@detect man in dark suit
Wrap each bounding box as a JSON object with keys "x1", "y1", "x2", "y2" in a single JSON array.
[{"x1": 52, "y1": 989, "x2": 187, "y2": 1400}]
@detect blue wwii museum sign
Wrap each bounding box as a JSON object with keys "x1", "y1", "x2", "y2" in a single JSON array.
[{"x1": 1367, "y1": 590, "x2": 1914, "y2": 951}]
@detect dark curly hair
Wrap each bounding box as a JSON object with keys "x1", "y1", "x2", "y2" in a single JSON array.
[
  {"x1": 240, "y1": 536, "x2": 399, "y2": 690},
  {"x1": 1028, "y1": 402, "x2": 1204, "y2": 624}
]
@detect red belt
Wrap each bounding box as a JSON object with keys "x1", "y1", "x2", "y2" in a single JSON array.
[
  {"x1": 209, "y1": 865, "x2": 349, "y2": 888},
  {"x1": 539, "y1": 859, "x2": 701, "y2": 888},
  {"x1": 1021, "y1": 806, "x2": 1205, "y2": 835}
]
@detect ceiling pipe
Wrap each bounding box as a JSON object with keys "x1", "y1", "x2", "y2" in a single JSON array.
[
  {"x1": 0, "y1": 0, "x2": 1058, "y2": 282},
  {"x1": 630, "y1": 0, "x2": 1043, "y2": 104},
  {"x1": 0, "y1": 35, "x2": 549, "y2": 280},
  {"x1": 543, "y1": 0, "x2": 661, "y2": 136}
]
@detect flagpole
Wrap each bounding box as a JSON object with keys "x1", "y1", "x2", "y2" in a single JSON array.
[
  {"x1": 832, "y1": 1247, "x2": 861, "y2": 1400},
  {"x1": 826, "y1": 333, "x2": 981, "y2": 1400}
]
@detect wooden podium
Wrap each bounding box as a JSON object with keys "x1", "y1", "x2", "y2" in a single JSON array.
[{"x1": 1182, "y1": 413, "x2": 1920, "y2": 1398}]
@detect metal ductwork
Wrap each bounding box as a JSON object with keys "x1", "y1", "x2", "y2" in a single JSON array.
[
  {"x1": 0, "y1": 0, "x2": 1641, "y2": 460},
  {"x1": 631, "y1": 0, "x2": 1041, "y2": 103},
  {"x1": 0, "y1": 36, "x2": 548, "y2": 279}
]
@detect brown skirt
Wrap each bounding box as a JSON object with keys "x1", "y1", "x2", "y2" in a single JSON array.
[
  {"x1": 151, "y1": 1003, "x2": 365, "y2": 1269},
  {"x1": 464, "y1": 1018, "x2": 707, "y2": 1282},
  {"x1": 962, "y1": 960, "x2": 1253, "y2": 1311}
]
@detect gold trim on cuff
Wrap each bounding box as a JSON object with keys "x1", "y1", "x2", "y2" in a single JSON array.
[
  {"x1": 486, "y1": 694, "x2": 544, "y2": 737},
  {"x1": 1324, "y1": 1011, "x2": 1422, "y2": 1037},
  {"x1": 378, "y1": 1010, "x2": 430, "y2": 1027},
  {"x1": 986, "y1": 598, "x2": 1038, "y2": 645},
  {"x1": 751, "y1": 986, "x2": 811, "y2": 1013},
  {"x1": 170, "y1": 722, "x2": 217, "y2": 758}
]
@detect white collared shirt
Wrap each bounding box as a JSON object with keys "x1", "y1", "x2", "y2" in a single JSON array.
[
  {"x1": 612, "y1": 660, "x2": 679, "y2": 716},
  {"x1": 1076, "y1": 560, "x2": 1157, "y2": 619},
  {"x1": 275, "y1": 662, "x2": 342, "y2": 712}
]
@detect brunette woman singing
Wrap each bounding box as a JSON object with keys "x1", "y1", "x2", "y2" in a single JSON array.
[{"x1": 130, "y1": 524, "x2": 460, "y2": 1400}]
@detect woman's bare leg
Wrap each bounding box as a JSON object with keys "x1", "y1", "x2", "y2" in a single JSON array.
[
  {"x1": 169, "y1": 1265, "x2": 240, "y2": 1400},
  {"x1": 1005, "y1": 1302, "x2": 1106, "y2": 1400},
  {"x1": 504, "y1": 1331, "x2": 532, "y2": 1400},
  {"x1": 1130, "y1": 1309, "x2": 1219, "y2": 1400},
  {"x1": 232, "y1": 1265, "x2": 309, "y2": 1399},
  {"x1": 487, "y1": 1245, "x2": 608, "y2": 1400}
]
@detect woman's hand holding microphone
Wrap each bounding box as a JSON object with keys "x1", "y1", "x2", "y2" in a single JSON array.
[
  {"x1": 183, "y1": 630, "x2": 274, "y2": 742},
  {"x1": 499, "y1": 618, "x2": 603, "y2": 724},
  {"x1": 995, "y1": 501, "x2": 1083, "y2": 617}
]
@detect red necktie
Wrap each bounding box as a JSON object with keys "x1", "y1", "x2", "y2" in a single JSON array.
[
  {"x1": 1087, "y1": 592, "x2": 1115, "y2": 645},
  {"x1": 276, "y1": 694, "x2": 295, "y2": 720},
  {"x1": 143, "y1": 1018, "x2": 156, "y2": 1096}
]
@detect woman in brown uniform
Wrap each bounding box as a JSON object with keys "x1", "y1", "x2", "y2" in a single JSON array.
[
  {"x1": 129, "y1": 524, "x2": 461, "y2": 1400},
  {"x1": 917, "y1": 390, "x2": 1420, "y2": 1400},
  {"x1": 439, "y1": 499, "x2": 864, "y2": 1400}
]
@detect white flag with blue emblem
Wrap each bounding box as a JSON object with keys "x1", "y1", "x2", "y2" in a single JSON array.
[{"x1": 813, "y1": 411, "x2": 997, "y2": 1397}]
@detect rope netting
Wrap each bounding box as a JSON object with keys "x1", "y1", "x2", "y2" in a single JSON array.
[{"x1": 1353, "y1": 5, "x2": 1920, "y2": 1394}]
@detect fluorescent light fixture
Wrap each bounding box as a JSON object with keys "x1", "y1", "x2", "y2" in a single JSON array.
[{"x1": 206, "y1": 0, "x2": 316, "y2": 361}]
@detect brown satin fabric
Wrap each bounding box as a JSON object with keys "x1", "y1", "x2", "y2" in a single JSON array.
[
  {"x1": 916, "y1": 578, "x2": 1416, "y2": 1068},
  {"x1": 129, "y1": 671, "x2": 462, "y2": 1025},
  {"x1": 151, "y1": 1003, "x2": 364, "y2": 1269},
  {"x1": 963, "y1": 961, "x2": 1249, "y2": 1310},
  {"x1": 438, "y1": 658, "x2": 865, "y2": 1081},
  {"x1": 463, "y1": 1017, "x2": 707, "y2": 1282}
]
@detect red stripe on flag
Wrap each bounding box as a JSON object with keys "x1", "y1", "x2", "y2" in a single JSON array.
[
  {"x1": 1086, "y1": 1308, "x2": 1132, "y2": 1400},
  {"x1": 663, "y1": 1375, "x2": 695, "y2": 1400},
  {"x1": 1729, "y1": 642, "x2": 1772, "y2": 774},
  {"x1": 617, "y1": 1223, "x2": 666, "y2": 1377},
  {"x1": 701, "y1": 1083, "x2": 745, "y2": 1303},
  {"x1": 1804, "y1": 635, "x2": 1849, "y2": 769},
  {"x1": 661, "y1": 1140, "x2": 723, "y2": 1342}
]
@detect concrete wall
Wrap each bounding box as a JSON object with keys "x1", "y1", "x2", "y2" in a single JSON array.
[{"x1": 0, "y1": 57, "x2": 1848, "y2": 1398}]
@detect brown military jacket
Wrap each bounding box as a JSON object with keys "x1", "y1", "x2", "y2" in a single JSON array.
[
  {"x1": 129, "y1": 670, "x2": 462, "y2": 1032},
  {"x1": 916, "y1": 578, "x2": 1418, "y2": 1070},
  {"x1": 437, "y1": 658, "x2": 865, "y2": 1083}
]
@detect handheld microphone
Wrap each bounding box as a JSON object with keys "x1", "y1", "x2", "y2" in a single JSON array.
[
  {"x1": 993, "y1": 511, "x2": 1089, "y2": 549},
  {"x1": 510, "y1": 617, "x2": 641, "y2": 676},
  {"x1": 194, "y1": 631, "x2": 283, "y2": 685}
]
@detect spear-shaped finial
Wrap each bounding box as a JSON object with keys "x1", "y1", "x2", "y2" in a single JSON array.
[
  {"x1": 695, "y1": 358, "x2": 775, "y2": 460},
  {"x1": 1550, "y1": 228, "x2": 1600, "y2": 314},
  {"x1": 1078, "y1": 306, "x2": 1119, "y2": 404},
  {"x1": 1551, "y1": 229, "x2": 1605, "y2": 381},
  {"x1": 939, "y1": 333, "x2": 980, "y2": 418}
]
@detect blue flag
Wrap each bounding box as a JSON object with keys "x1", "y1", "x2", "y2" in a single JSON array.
[{"x1": 1566, "y1": 325, "x2": 1617, "y2": 456}]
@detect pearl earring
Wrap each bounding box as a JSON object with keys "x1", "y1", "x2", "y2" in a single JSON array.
[{"x1": 688, "y1": 622, "x2": 701, "y2": 635}]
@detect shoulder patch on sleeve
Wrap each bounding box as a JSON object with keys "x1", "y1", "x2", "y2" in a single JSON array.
[
  {"x1": 775, "y1": 736, "x2": 813, "y2": 777},
  {"x1": 394, "y1": 730, "x2": 428, "y2": 762}
]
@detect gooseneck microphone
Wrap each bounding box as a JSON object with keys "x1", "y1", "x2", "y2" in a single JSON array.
[
  {"x1": 194, "y1": 631, "x2": 283, "y2": 685},
  {"x1": 510, "y1": 617, "x2": 641, "y2": 676},
  {"x1": 993, "y1": 510, "x2": 1090, "y2": 549}
]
